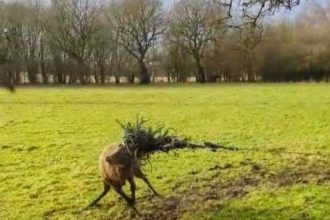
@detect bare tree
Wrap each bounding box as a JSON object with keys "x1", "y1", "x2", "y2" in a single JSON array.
[
  {"x1": 108, "y1": 0, "x2": 163, "y2": 84},
  {"x1": 169, "y1": 0, "x2": 223, "y2": 83},
  {"x1": 161, "y1": 35, "x2": 193, "y2": 83},
  {"x1": 0, "y1": 1, "x2": 26, "y2": 89},
  {"x1": 216, "y1": 0, "x2": 301, "y2": 24},
  {"x1": 2, "y1": 0, "x2": 318, "y2": 87},
  {"x1": 47, "y1": 0, "x2": 100, "y2": 84},
  {"x1": 0, "y1": 26, "x2": 15, "y2": 90},
  {"x1": 111, "y1": 44, "x2": 130, "y2": 84},
  {"x1": 0, "y1": 1, "x2": 10, "y2": 88},
  {"x1": 19, "y1": 0, "x2": 45, "y2": 84},
  {"x1": 92, "y1": 15, "x2": 114, "y2": 84}
]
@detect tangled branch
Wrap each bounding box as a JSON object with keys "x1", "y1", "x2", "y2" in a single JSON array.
[{"x1": 117, "y1": 116, "x2": 238, "y2": 162}]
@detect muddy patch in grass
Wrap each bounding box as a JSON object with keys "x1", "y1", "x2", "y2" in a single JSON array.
[
  {"x1": 88, "y1": 156, "x2": 330, "y2": 220},
  {"x1": 141, "y1": 158, "x2": 330, "y2": 220},
  {"x1": 143, "y1": 175, "x2": 261, "y2": 220},
  {"x1": 269, "y1": 164, "x2": 330, "y2": 187}
]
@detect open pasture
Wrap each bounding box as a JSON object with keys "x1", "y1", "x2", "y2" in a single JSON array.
[{"x1": 0, "y1": 84, "x2": 330, "y2": 220}]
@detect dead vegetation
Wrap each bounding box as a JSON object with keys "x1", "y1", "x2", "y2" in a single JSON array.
[{"x1": 117, "y1": 117, "x2": 237, "y2": 161}]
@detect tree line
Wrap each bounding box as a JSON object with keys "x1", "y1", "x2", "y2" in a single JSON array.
[{"x1": 2, "y1": 0, "x2": 327, "y2": 88}]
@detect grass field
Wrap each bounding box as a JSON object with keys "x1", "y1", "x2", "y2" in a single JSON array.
[{"x1": 1, "y1": 84, "x2": 330, "y2": 220}]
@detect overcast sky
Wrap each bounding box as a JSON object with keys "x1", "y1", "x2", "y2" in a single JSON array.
[
  {"x1": 162, "y1": 0, "x2": 174, "y2": 8},
  {"x1": 162, "y1": 0, "x2": 328, "y2": 20},
  {"x1": 4, "y1": 0, "x2": 327, "y2": 10},
  {"x1": 3, "y1": 0, "x2": 328, "y2": 19},
  {"x1": 163, "y1": 0, "x2": 327, "y2": 8}
]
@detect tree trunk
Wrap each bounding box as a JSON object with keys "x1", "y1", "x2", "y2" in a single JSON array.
[
  {"x1": 247, "y1": 64, "x2": 254, "y2": 82},
  {"x1": 246, "y1": 53, "x2": 255, "y2": 82},
  {"x1": 79, "y1": 74, "x2": 86, "y2": 84},
  {"x1": 178, "y1": 70, "x2": 187, "y2": 83},
  {"x1": 55, "y1": 64, "x2": 65, "y2": 84},
  {"x1": 2, "y1": 70, "x2": 15, "y2": 91},
  {"x1": 15, "y1": 70, "x2": 21, "y2": 84},
  {"x1": 115, "y1": 75, "x2": 120, "y2": 84},
  {"x1": 167, "y1": 72, "x2": 171, "y2": 83},
  {"x1": 196, "y1": 62, "x2": 205, "y2": 83},
  {"x1": 27, "y1": 64, "x2": 38, "y2": 84},
  {"x1": 194, "y1": 55, "x2": 205, "y2": 83},
  {"x1": 57, "y1": 73, "x2": 64, "y2": 84},
  {"x1": 41, "y1": 62, "x2": 48, "y2": 84},
  {"x1": 100, "y1": 65, "x2": 105, "y2": 84},
  {"x1": 128, "y1": 74, "x2": 135, "y2": 83},
  {"x1": 69, "y1": 74, "x2": 77, "y2": 84},
  {"x1": 78, "y1": 60, "x2": 87, "y2": 84},
  {"x1": 138, "y1": 60, "x2": 150, "y2": 84},
  {"x1": 93, "y1": 69, "x2": 99, "y2": 83},
  {"x1": 207, "y1": 74, "x2": 217, "y2": 83},
  {"x1": 40, "y1": 40, "x2": 48, "y2": 84}
]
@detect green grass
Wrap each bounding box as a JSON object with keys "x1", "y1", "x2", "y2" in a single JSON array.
[{"x1": 0, "y1": 84, "x2": 330, "y2": 220}]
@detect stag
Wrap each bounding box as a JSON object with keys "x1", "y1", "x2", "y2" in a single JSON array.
[
  {"x1": 87, "y1": 143, "x2": 160, "y2": 215},
  {"x1": 86, "y1": 117, "x2": 234, "y2": 215}
]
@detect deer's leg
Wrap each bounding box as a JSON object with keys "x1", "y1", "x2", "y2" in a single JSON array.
[
  {"x1": 112, "y1": 185, "x2": 141, "y2": 216},
  {"x1": 87, "y1": 181, "x2": 111, "y2": 208},
  {"x1": 112, "y1": 185, "x2": 134, "y2": 205},
  {"x1": 135, "y1": 169, "x2": 160, "y2": 197},
  {"x1": 127, "y1": 177, "x2": 136, "y2": 204}
]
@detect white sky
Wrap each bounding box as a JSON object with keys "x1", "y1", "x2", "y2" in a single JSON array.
[{"x1": 3, "y1": 0, "x2": 327, "y2": 20}]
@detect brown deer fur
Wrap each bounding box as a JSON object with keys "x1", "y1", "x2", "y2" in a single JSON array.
[{"x1": 87, "y1": 143, "x2": 160, "y2": 212}]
